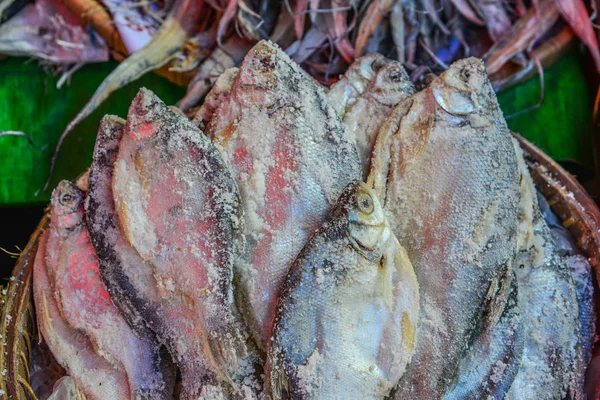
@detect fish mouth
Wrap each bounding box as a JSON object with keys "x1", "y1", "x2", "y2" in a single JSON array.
[{"x1": 348, "y1": 221, "x2": 390, "y2": 260}]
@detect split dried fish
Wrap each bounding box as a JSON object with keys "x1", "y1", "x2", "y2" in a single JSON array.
[
  {"x1": 33, "y1": 228, "x2": 131, "y2": 400},
  {"x1": 206, "y1": 40, "x2": 361, "y2": 351},
  {"x1": 44, "y1": 180, "x2": 174, "y2": 399},
  {"x1": 269, "y1": 181, "x2": 419, "y2": 399},
  {"x1": 113, "y1": 88, "x2": 259, "y2": 398},
  {"x1": 369, "y1": 57, "x2": 520, "y2": 398}
]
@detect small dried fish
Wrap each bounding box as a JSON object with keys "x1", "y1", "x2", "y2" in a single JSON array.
[
  {"x1": 483, "y1": 0, "x2": 560, "y2": 75},
  {"x1": 327, "y1": 53, "x2": 387, "y2": 118},
  {"x1": 340, "y1": 60, "x2": 415, "y2": 178},
  {"x1": 33, "y1": 229, "x2": 131, "y2": 400},
  {"x1": 354, "y1": 0, "x2": 395, "y2": 56},
  {"x1": 45, "y1": 180, "x2": 174, "y2": 399},
  {"x1": 269, "y1": 181, "x2": 419, "y2": 399},
  {"x1": 369, "y1": 58, "x2": 520, "y2": 398},
  {"x1": 207, "y1": 40, "x2": 361, "y2": 351}
]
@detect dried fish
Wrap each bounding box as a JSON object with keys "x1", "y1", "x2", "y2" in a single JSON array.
[
  {"x1": 369, "y1": 58, "x2": 520, "y2": 398},
  {"x1": 341, "y1": 60, "x2": 415, "y2": 178},
  {"x1": 33, "y1": 229, "x2": 131, "y2": 400},
  {"x1": 206, "y1": 40, "x2": 361, "y2": 351},
  {"x1": 269, "y1": 181, "x2": 419, "y2": 399},
  {"x1": 327, "y1": 53, "x2": 387, "y2": 118},
  {"x1": 505, "y1": 141, "x2": 582, "y2": 399},
  {"x1": 45, "y1": 180, "x2": 174, "y2": 399},
  {"x1": 113, "y1": 88, "x2": 259, "y2": 397}
]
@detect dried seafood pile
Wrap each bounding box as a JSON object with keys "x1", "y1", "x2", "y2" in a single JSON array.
[
  {"x1": 29, "y1": 40, "x2": 595, "y2": 399},
  {"x1": 1, "y1": 0, "x2": 600, "y2": 191}
]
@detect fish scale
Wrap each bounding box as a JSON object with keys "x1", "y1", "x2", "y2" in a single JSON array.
[
  {"x1": 368, "y1": 58, "x2": 521, "y2": 398},
  {"x1": 206, "y1": 40, "x2": 362, "y2": 351}
]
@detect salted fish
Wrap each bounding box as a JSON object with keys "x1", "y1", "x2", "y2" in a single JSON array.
[
  {"x1": 112, "y1": 88, "x2": 260, "y2": 398},
  {"x1": 505, "y1": 140, "x2": 583, "y2": 399},
  {"x1": 368, "y1": 58, "x2": 521, "y2": 398},
  {"x1": 44, "y1": 180, "x2": 174, "y2": 399},
  {"x1": 327, "y1": 53, "x2": 387, "y2": 119},
  {"x1": 340, "y1": 60, "x2": 415, "y2": 178},
  {"x1": 86, "y1": 112, "x2": 243, "y2": 399},
  {"x1": 34, "y1": 228, "x2": 130, "y2": 400},
  {"x1": 269, "y1": 181, "x2": 419, "y2": 399},
  {"x1": 206, "y1": 40, "x2": 361, "y2": 351}
]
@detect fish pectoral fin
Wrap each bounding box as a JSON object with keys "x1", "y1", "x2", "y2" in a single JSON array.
[{"x1": 482, "y1": 264, "x2": 513, "y2": 330}]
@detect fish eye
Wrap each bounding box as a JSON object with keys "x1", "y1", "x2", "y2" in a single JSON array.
[
  {"x1": 357, "y1": 192, "x2": 374, "y2": 214},
  {"x1": 60, "y1": 193, "x2": 73, "y2": 205}
]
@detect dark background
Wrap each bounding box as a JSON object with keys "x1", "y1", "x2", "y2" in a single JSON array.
[{"x1": 1, "y1": 206, "x2": 44, "y2": 278}]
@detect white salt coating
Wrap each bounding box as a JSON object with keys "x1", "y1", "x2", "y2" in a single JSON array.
[
  {"x1": 339, "y1": 60, "x2": 415, "y2": 179},
  {"x1": 367, "y1": 58, "x2": 522, "y2": 398},
  {"x1": 33, "y1": 230, "x2": 131, "y2": 400},
  {"x1": 269, "y1": 182, "x2": 419, "y2": 399},
  {"x1": 111, "y1": 88, "x2": 261, "y2": 399},
  {"x1": 206, "y1": 40, "x2": 362, "y2": 351},
  {"x1": 43, "y1": 180, "x2": 170, "y2": 398}
]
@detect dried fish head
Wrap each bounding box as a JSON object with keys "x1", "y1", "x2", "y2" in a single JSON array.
[
  {"x1": 269, "y1": 180, "x2": 419, "y2": 399},
  {"x1": 50, "y1": 180, "x2": 84, "y2": 230},
  {"x1": 347, "y1": 183, "x2": 390, "y2": 255}
]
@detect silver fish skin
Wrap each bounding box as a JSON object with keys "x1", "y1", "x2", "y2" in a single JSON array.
[
  {"x1": 327, "y1": 53, "x2": 387, "y2": 119},
  {"x1": 269, "y1": 181, "x2": 419, "y2": 400},
  {"x1": 33, "y1": 229, "x2": 131, "y2": 400},
  {"x1": 206, "y1": 40, "x2": 361, "y2": 351},
  {"x1": 45, "y1": 180, "x2": 174, "y2": 399},
  {"x1": 113, "y1": 88, "x2": 260, "y2": 398},
  {"x1": 505, "y1": 141, "x2": 581, "y2": 399},
  {"x1": 368, "y1": 57, "x2": 520, "y2": 398},
  {"x1": 86, "y1": 115, "x2": 231, "y2": 399},
  {"x1": 341, "y1": 60, "x2": 415, "y2": 179}
]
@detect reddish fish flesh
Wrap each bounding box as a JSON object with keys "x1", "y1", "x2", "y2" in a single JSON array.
[{"x1": 112, "y1": 88, "x2": 259, "y2": 397}]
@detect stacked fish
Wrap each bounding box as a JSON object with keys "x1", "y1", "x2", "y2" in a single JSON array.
[{"x1": 32, "y1": 40, "x2": 595, "y2": 399}]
